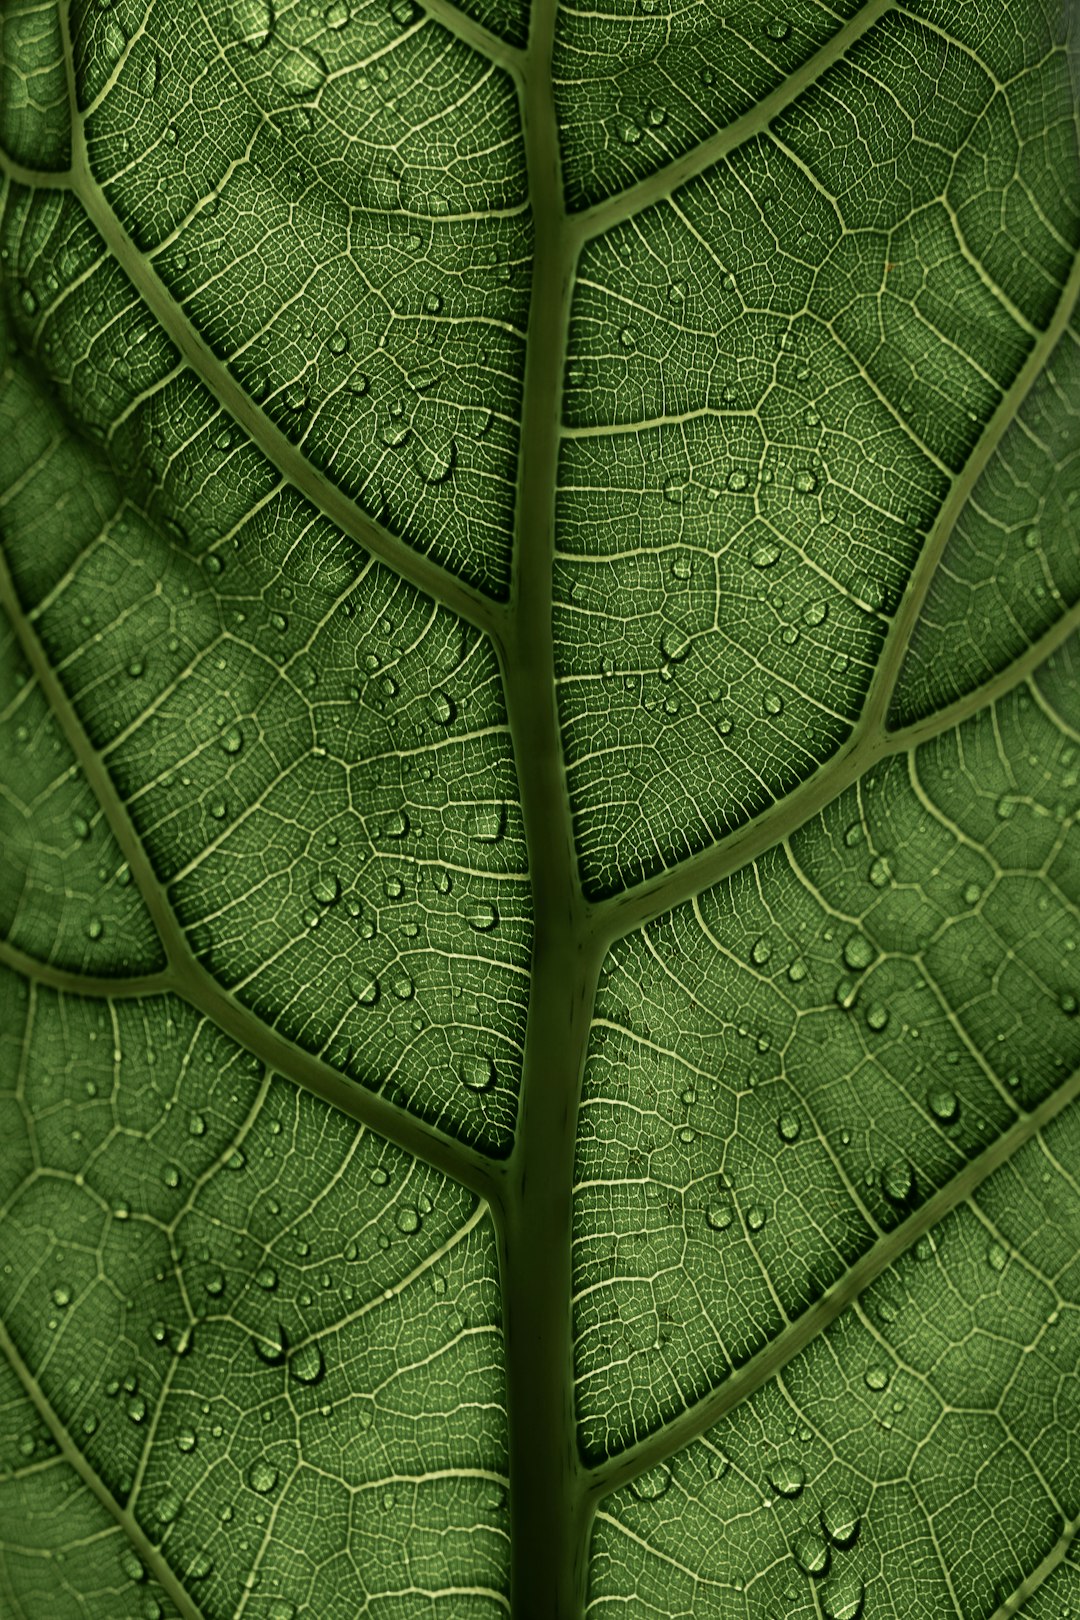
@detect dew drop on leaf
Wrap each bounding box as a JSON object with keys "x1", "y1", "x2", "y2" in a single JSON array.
[
  {"x1": 879, "y1": 1158, "x2": 914, "y2": 1206},
  {"x1": 705, "y1": 1202, "x2": 733, "y2": 1231},
  {"x1": 926, "y1": 1086, "x2": 959, "y2": 1124},
  {"x1": 864, "y1": 1364, "x2": 889, "y2": 1391},
  {"x1": 842, "y1": 933, "x2": 875, "y2": 972},
  {"x1": 821, "y1": 1495, "x2": 862, "y2": 1547},
  {"x1": 467, "y1": 901, "x2": 499, "y2": 933},
  {"x1": 395, "y1": 1206, "x2": 421, "y2": 1234},
  {"x1": 630, "y1": 1463, "x2": 671, "y2": 1500},
  {"x1": 459, "y1": 1054, "x2": 496, "y2": 1093},
  {"x1": 821, "y1": 1572, "x2": 866, "y2": 1619},
  {"x1": 289, "y1": 1342, "x2": 325, "y2": 1385},
  {"x1": 777, "y1": 1112, "x2": 801, "y2": 1143},
  {"x1": 767, "y1": 1459, "x2": 806, "y2": 1497},
  {"x1": 792, "y1": 1528, "x2": 829, "y2": 1576},
  {"x1": 246, "y1": 1458, "x2": 279, "y2": 1494},
  {"x1": 252, "y1": 1324, "x2": 288, "y2": 1364},
  {"x1": 233, "y1": 0, "x2": 274, "y2": 46}
]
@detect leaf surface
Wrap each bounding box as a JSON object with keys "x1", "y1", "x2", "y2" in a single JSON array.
[{"x1": 1, "y1": 2, "x2": 1078, "y2": 1617}]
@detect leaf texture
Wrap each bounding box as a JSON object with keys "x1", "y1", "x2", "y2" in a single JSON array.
[{"x1": 1, "y1": 1, "x2": 1078, "y2": 1617}]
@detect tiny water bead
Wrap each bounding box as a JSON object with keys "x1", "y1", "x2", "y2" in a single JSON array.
[
  {"x1": 459, "y1": 1054, "x2": 496, "y2": 1093},
  {"x1": 767, "y1": 1459, "x2": 806, "y2": 1498},
  {"x1": 821, "y1": 1496, "x2": 862, "y2": 1547},
  {"x1": 246, "y1": 1458, "x2": 279, "y2": 1495},
  {"x1": 926, "y1": 1085, "x2": 959, "y2": 1124},
  {"x1": 289, "y1": 1341, "x2": 325, "y2": 1385},
  {"x1": 842, "y1": 933, "x2": 875, "y2": 972},
  {"x1": 864, "y1": 1364, "x2": 890, "y2": 1391},
  {"x1": 706, "y1": 1202, "x2": 733, "y2": 1231},
  {"x1": 792, "y1": 1528, "x2": 829, "y2": 1576},
  {"x1": 777, "y1": 1112, "x2": 801, "y2": 1143},
  {"x1": 880, "y1": 1158, "x2": 914, "y2": 1207},
  {"x1": 629, "y1": 1463, "x2": 671, "y2": 1501}
]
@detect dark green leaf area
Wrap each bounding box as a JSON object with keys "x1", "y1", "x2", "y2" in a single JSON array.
[
  {"x1": 555, "y1": 4, "x2": 1079, "y2": 894},
  {"x1": 893, "y1": 313, "x2": 1080, "y2": 727},
  {"x1": 71, "y1": 0, "x2": 531, "y2": 594},
  {"x1": 591, "y1": 1107, "x2": 1080, "y2": 1619},
  {"x1": 553, "y1": 0, "x2": 865, "y2": 212},
  {"x1": 0, "y1": 1357, "x2": 184, "y2": 1620},
  {"x1": 0, "y1": 194, "x2": 530, "y2": 1151},
  {"x1": 0, "y1": 608, "x2": 164, "y2": 977},
  {"x1": 0, "y1": 971, "x2": 510, "y2": 1618},
  {"x1": 574, "y1": 633, "x2": 1080, "y2": 1459},
  {"x1": 0, "y1": 0, "x2": 70, "y2": 172}
]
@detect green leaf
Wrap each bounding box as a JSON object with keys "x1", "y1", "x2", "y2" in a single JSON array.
[{"x1": 0, "y1": 3, "x2": 1078, "y2": 1618}]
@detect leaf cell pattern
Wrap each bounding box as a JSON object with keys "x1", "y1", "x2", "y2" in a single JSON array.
[{"x1": 0, "y1": 0, "x2": 1078, "y2": 1616}]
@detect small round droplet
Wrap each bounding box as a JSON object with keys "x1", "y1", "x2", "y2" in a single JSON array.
[
  {"x1": 803, "y1": 599, "x2": 829, "y2": 626},
  {"x1": 821, "y1": 1495, "x2": 861, "y2": 1548},
  {"x1": 706, "y1": 1202, "x2": 733, "y2": 1231},
  {"x1": 395, "y1": 1206, "x2": 421, "y2": 1234},
  {"x1": 310, "y1": 872, "x2": 340, "y2": 906},
  {"x1": 794, "y1": 469, "x2": 818, "y2": 494},
  {"x1": 763, "y1": 691, "x2": 784, "y2": 717},
  {"x1": 767, "y1": 1458, "x2": 805, "y2": 1498},
  {"x1": 252, "y1": 1324, "x2": 288, "y2": 1365},
  {"x1": 842, "y1": 933, "x2": 875, "y2": 972},
  {"x1": 428, "y1": 688, "x2": 457, "y2": 725},
  {"x1": 289, "y1": 1342, "x2": 325, "y2": 1385},
  {"x1": 821, "y1": 1573, "x2": 865, "y2": 1620},
  {"x1": 864, "y1": 1364, "x2": 889, "y2": 1391},
  {"x1": 792, "y1": 1528, "x2": 829, "y2": 1576},
  {"x1": 868, "y1": 856, "x2": 892, "y2": 889},
  {"x1": 926, "y1": 1086, "x2": 959, "y2": 1125},
  {"x1": 219, "y1": 725, "x2": 243, "y2": 756},
  {"x1": 750, "y1": 540, "x2": 781, "y2": 569},
  {"x1": 467, "y1": 901, "x2": 499, "y2": 933},
  {"x1": 246, "y1": 1458, "x2": 279, "y2": 1495},
  {"x1": 660, "y1": 625, "x2": 692, "y2": 663},
  {"x1": 746, "y1": 1204, "x2": 767, "y2": 1232},
  {"x1": 777, "y1": 1112, "x2": 801, "y2": 1143},
  {"x1": 459, "y1": 1055, "x2": 496, "y2": 1093},
  {"x1": 879, "y1": 1158, "x2": 914, "y2": 1207},
  {"x1": 765, "y1": 15, "x2": 791, "y2": 41},
  {"x1": 350, "y1": 972, "x2": 380, "y2": 1006},
  {"x1": 630, "y1": 1463, "x2": 671, "y2": 1500}
]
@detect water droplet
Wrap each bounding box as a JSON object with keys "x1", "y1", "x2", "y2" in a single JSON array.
[
  {"x1": 879, "y1": 1158, "x2": 913, "y2": 1206},
  {"x1": 186, "y1": 1551, "x2": 213, "y2": 1582},
  {"x1": 803, "y1": 599, "x2": 829, "y2": 626},
  {"x1": 390, "y1": 971, "x2": 415, "y2": 1001},
  {"x1": 662, "y1": 477, "x2": 684, "y2": 505},
  {"x1": 842, "y1": 933, "x2": 875, "y2": 972},
  {"x1": 777, "y1": 1112, "x2": 801, "y2": 1143},
  {"x1": 726, "y1": 469, "x2": 749, "y2": 492},
  {"x1": 864, "y1": 1003, "x2": 889, "y2": 1033},
  {"x1": 87, "y1": 917, "x2": 104, "y2": 941},
  {"x1": 467, "y1": 901, "x2": 499, "y2": 933},
  {"x1": 459, "y1": 1054, "x2": 496, "y2": 1093},
  {"x1": 156, "y1": 1489, "x2": 182, "y2": 1524},
  {"x1": 309, "y1": 872, "x2": 340, "y2": 907},
  {"x1": 792, "y1": 1528, "x2": 829, "y2": 1576},
  {"x1": 412, "y1": 437, "x2": 457, "y2": 485},
  {"x1": 767, "y1": 1459, "x2": 806, "y2": 1497},
  {"x1": 660, "y1": 625, "x2": 692, "y2": 663},
  {"x1": 252, "y1": 1324, "x2": 288, "y2": 1365},
  {"x1": 765, "y1": 15, "x2": 791, "y2": 41},
  {"x1": 794, "y1": 469, "x2": 818, "y2": 494},
  {"x1": 219, "y1": 724, "x2": 243, "y2": 756},
  {"x1": 324, "y1": 0, "x2": 350, "y2": 25},
  {"x1": 751, "y1": 936, "x2": 772, "y2": 966},
  {"x1": 987, "y1": 1241, "x2": 1008, "y2": 1273},
  {"x1": 1061, "y1": 991, "x2": 1078, "y2": 1016},
  {"x1": 246, "y1": 1458, "x2": 279, "y2": 1495},
  {"x1": 384, "y1": 811, "x2": 410, "y2": 839},
  {"x1": 175, "y1": 1426, "x2": 198, "y2": 1453},
  {"x1": 926, "y1": 1086, "x2": 959, "y2": 1125},
  {"x1": 868, "y1": 856, "x2": 892, "y2": 889},
  {"x1": 821, "y1": 1572, "x2": 865, "y2": 1620},
  {"x1": 616, "y1": 117, "x2": 642, "y2": 145},
  {"x1": 750, "y1": 540, "x2": 781, "y2": 569},
  {"x1": 746, "y1": 1204, "x2": 767, "y2": 1232},
  {"x1": 390, "y1": 0, "x2": 416, "y2": 22},
  {"x1": 705, "y1": 1202, "x2": 733, "y2": 1231},
  {"x1": 428, "y1": 688, "x2": 457, "y2": 726},
  {"x1": 762, "y1": 691, "x2": 784, "y2": 717},
  {"x1": 821, "y1": 1495, "x2": 861, "y2": 1547},
  {"x1": 395, "y1": 1206, "x2": 421, "y2": 1234},
  {"x1": 864, "y1": 1364, "x2": 889, "y2": 1391},
  {"x1": 630, "y1": 1463, "x2": 671, "y2": 1500},
  {"x1": 234, "y1": 0, "x2": 274, "y2": 47},
  {"x1": 289, "y1": 1342, "x2": 325, "y2": 1385},
  {"x1": 468, "y1": 803, "x2": 507, "y2": 843},
  {"x1": 273, "y1": 46, "x2": 327, "y2": 95}
]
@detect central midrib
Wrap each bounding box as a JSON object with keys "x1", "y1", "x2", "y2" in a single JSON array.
[{"x1": 496, "y1": 0, "x2": 600, "y2": 1611}]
